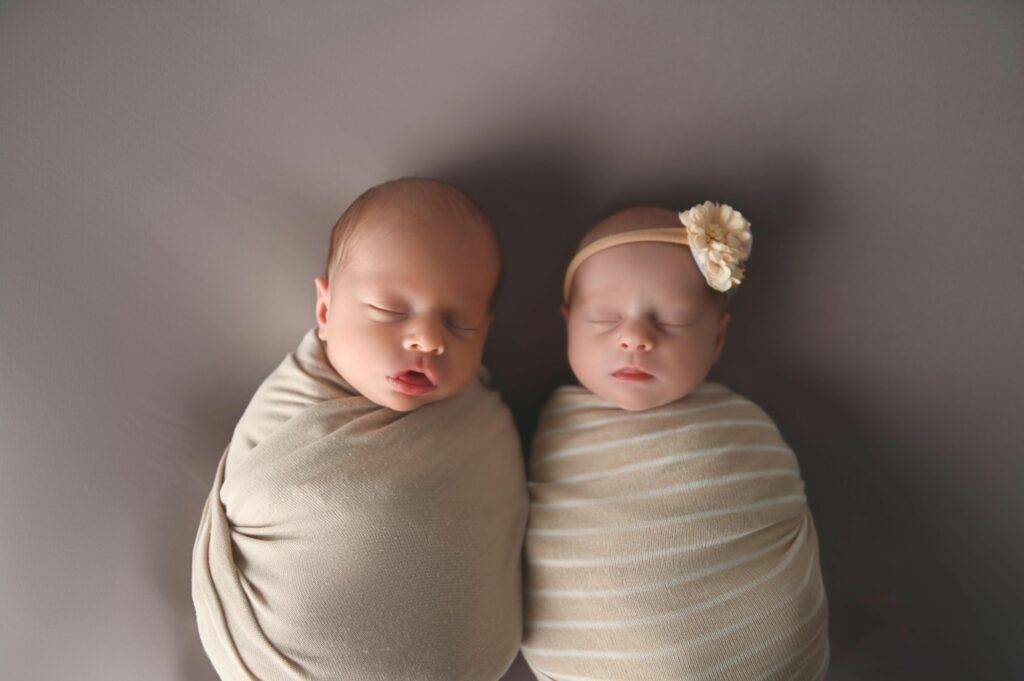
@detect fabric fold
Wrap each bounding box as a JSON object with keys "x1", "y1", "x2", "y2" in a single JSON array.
[{"x1": 192, "y1": 328, "x2": 528, "y2": 680}]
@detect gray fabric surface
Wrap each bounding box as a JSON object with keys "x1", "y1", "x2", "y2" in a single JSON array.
[{"x1": 1, "y1": 2, "x2": 1021, "y2": 679}]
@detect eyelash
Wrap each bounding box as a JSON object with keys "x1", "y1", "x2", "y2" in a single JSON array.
[
  {"x1": 368, "y1": 305, "x2": 476, "y2": 333},
  {"x1": 586, "y1": 317, "x2": 692, "y2": 329},
  {"x1": 369, "y1": 304, "x2": 406, "y2": 320}
]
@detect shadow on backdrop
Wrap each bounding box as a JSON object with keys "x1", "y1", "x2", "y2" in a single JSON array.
[{"x1": 163, "y1": 132, "x2": 990, "y2": 680}]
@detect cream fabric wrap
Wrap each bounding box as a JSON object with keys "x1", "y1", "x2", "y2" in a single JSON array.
[
  {"x1": 191, "y1": 328, "x2": 528, "y2": 681},
  {"x1": 521, "y1": 382, "x2": 829, "y2": 681}
]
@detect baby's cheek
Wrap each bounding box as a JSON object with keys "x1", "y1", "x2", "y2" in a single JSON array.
[
  {"x1": 337, "y1": 326, "x2": 392, "y2": 376},
  {"x1": 452, "y1": 340, "x2": 486, "y2": 389},
  {"x1": 567, "y1": 337, "x2": 607, "y2": 390},
  {"x1": 670, "y1": 342, "x2": 716, "y2": 387}
]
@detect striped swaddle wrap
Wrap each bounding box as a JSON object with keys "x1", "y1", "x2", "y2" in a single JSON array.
[{"x1": 522, "y1": 382, "x2": 829, "y2": 681}]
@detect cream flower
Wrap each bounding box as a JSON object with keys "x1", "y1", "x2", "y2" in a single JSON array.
[{"x1": 678, "y1": 201, "x2": 753, "y2": 292}]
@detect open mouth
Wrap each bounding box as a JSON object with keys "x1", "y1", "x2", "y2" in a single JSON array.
[
  {"x1": 612, "y1": 367, "x2": 654, "y2": 382},
  {"x1": 388, "y1": 369, "x2": 438, "y2": 396}
]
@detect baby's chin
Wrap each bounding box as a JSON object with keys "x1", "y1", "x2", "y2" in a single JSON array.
[
  {"x1": 581, "y1": 376, "x2": 694, "y2": 412},
  {"x1": 358, "y1": 374, "x2": 478, "y2": 412},
  {"x1": 365, "y1": 384, "x2": 448, "y2": 412}
]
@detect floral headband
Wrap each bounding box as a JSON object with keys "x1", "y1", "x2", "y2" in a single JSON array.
[{"x1": 562, "y1": 201, "x2": 753, "y2": 303}]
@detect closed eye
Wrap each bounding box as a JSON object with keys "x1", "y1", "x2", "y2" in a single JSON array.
[
  {"x1": 366, "y1": 304, "x2": 407, "y2": 321},
  {"x1": 444, "y1": 315, "x2": 480, "y2": 333}
]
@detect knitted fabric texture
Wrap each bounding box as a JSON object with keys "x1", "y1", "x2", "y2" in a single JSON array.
[{"x1": 521, "y1": 383, "x2": 829, "y2": 680}]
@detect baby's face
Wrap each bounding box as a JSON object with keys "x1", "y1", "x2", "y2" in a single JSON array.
[
  {"x1": 314, "y1": 204, "x2": 498, "y2": 412},
  {"x1": 563, "y1": 241, "x2": 729, "y2": 411}
]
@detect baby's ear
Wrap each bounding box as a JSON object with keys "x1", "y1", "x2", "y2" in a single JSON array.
[
  {"x1": 560, "y1": 304, "x2": 569, "y2": 321},
  {"x1": 314, "y1": 277, "x2": 330, "y2": 338},
  {"x1": 712, "y1": 312, "x2": 731, "y2": 362}
]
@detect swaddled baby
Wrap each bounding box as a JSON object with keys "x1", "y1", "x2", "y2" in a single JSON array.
[
  {"x1": 192, "y1": 179, "x2": 528, "y2": 681},
  {"x1": 522, "y1": 204, "x2": 829, "y2": 680}
]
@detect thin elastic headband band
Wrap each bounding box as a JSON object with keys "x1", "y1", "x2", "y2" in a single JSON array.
[
  {"x1": 562, "y1": 227, "x2": 689, "y2": 303},
  {"x1": 562, "y1": 201, "x2": 753, "y2": 302}
]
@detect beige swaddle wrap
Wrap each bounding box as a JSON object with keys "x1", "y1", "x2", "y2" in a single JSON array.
[
  {"x1": 522, "y1": 382, "x2": 829, "y2": 681},
  {"x1": 192, "y1": 328, "x2": 528, "y2": 681}
]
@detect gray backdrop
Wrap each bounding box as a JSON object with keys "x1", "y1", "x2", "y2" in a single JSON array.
[{"x1": 2, "y1": 2, "x2": 1021, "y2": 679}]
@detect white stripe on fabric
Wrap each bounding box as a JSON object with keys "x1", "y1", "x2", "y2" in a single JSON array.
[
  {"x1": 540, "y1": 401, "x2": 612, "y2": 420},
  {"x1": 528, "y1": 494, "x2": 806, "y2": 537},
  {"x1": 528, "y1": 524, "x2": 806, "y2": 627},
  {"x1": 536, "y1": 384, "x2": 731, "y2": 424},
  {"x1": 527, "y1": 519, "x2": 807, "y2": 599},
  {"x1": 753, "y1": 634, "x2": 824, "y2": 681},
  {"x1": 522, "y1": 556, "x2": 818, "y2": 661},
  {"x1": 532, "y1": 444, "x2": 792, "y2": 485},
  {"x1": 529, "y1": 528, "x2": 759, "y2": 568},
  {"x1": 533, "y1": 420, "x2": 778, "y2": 466},
  {"x1": 523, "y1": 670, "x2": 607, "y2": 681},
  {"x1": 807, "y1": 639, "x2": 830, "y2": 680},
  {"x1": 743, "y1": 615, "x2": 828, "y2": 681},
  {"x1": 525, "y1": 628, "x2": 828, "y2": 681},
  {"x1": 520, "y1": 669, "x2": 606, "y2": 681},
  {"x1": 538, "y1": 397, "x2": 616, "y2": 420},
  {"x1": 534, "y1": 398, "x2": 751, "y2": 440},
  {"x1": 690, "y1": 583, "x2": 827, "y2": 680},
  {"x1": 530, "y1": 468, "x2": 798, "y2": 509}
]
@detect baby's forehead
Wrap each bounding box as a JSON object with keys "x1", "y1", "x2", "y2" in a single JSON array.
[
  {"x1": 350, "y1": 217, "x2": 495, "y2": 269},
  {"x1": 573, "y1": 241, "x2": 708, "y2": 304},
  {"x1": 328, "y1": 177, "x2": 498, "y2": 271},
  {"x1": 342, "y1": 201, "x2": 497, "y2": 266},
  {"x1": 338, "y1": 212, "x2": 498, "y2": 306}
]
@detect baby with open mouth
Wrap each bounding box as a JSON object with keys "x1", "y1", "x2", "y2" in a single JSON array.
[
  {"x1": 311, "y1": 178, "x2": 500, "y2": 411},
  {"x1": 521, "y1": 204, "x2": 829, "y2": 680},
  {"x1": 192, "y1": 178, "x2": 528, "y2": 680}
]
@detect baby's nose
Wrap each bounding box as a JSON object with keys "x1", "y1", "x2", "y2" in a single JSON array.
[
  {"x1": 403, "y1": 326, "x2": 445, "y2": 355},
  {"x1": 619, "y1": 338, "x2": 652, "y2": 351},
  {"x1": 618, "y1": 325, "x2": 655, "y2": 352}
]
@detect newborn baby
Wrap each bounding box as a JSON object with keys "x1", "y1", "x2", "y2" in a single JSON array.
[
  {"x1": 192, "y1": 179, "x2": 528, "y2": 681},
  {"x1": 521, "y1": 204, "x2": 829, "y2": 680}
]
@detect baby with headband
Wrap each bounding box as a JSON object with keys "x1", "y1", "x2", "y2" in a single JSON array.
[{"x1": 521, "y1": 203, "x2": 829, "y2": 680}]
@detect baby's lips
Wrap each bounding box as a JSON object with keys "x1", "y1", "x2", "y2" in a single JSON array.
[
  {"x1": 387, "y1": 369, "x2": 440, "y2": 396},
  {"x1": 413, "y1": 363, "x2": 442, "y2": 386},
  {"x1": 611, "y1": 366, "x2": 655, "y2": 381},
  {"x1": 395, "y1": 369, "x2": 434, "y2": 388}
]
